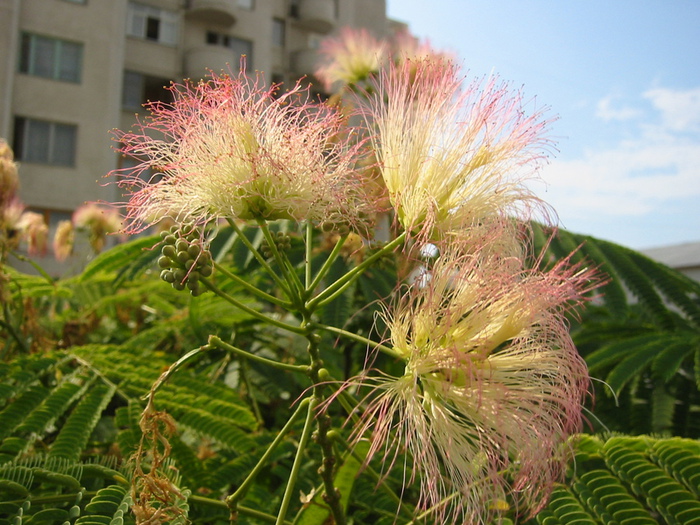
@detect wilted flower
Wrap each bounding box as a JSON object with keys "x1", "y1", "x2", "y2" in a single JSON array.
[
  {"x1": 315, "y1": 27, "x2": 388, "y2": 91},
  {"x1": 114, "y1": 69, "x2": 373, "y2": 234},
  {"x1": 363, "y1": 57, "x2": 553, "y2": 240},
  {"x1": 16, "y1": 211, "x2": 48, "y2": 256},
  {"x1": 351, "y1": 241, "x2": 593, "y2": 523},
  {"x1": 53, "y1": 220, "x2": 75, "y2": 261},
  {"x1": 73, "y1": 203, "x2": 122, "y2": 253},
  {"x1": 0, "y1": 139, "x2": 19, "y2": 209}
]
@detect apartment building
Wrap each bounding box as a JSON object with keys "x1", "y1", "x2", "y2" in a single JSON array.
[{"x1": 0, "y1": 0, "x2": 393, "y2": 248}]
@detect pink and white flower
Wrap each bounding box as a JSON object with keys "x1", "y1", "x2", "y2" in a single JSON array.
[
  {"x1": 363, "y1": 57, "x2": 554, "y2": 240},
  {"x1": 113, "y1": 70, "x2": 373, "y2": 234},
  {"x1": 351, "y1": 242, "x2": 593, "y2": 523}
]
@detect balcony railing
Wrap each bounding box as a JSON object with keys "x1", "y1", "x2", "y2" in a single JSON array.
[
  {"x1": 296, "y1": 0, "x2": 335, "y2": 33},
  {"x1": 184, "y1": 46, "x2": 233, "y2": 79},
  {"x1": 186, "y1": 0, "x2": 236, "y2": 26}
]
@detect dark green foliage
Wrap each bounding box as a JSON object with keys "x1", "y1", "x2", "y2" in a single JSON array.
[
  {"x1": 535, "y1": 435, "x2": 700, "y2": 525},
  {"x1": 532, "y1": 223, "x2": 700, "y2": 437},
  {"x1": 2, "y1": 224, "x2": 700, "y2": 524}
]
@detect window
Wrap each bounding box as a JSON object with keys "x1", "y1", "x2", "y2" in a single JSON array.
[
  {"x1": 13, "y1": 117, "x2": 77, "y2": 167},
  {"x1": 237, "y1": 0, "x2": 254, "y2": 9},
  {"x1": 126, "y1": 2, "x2": 178, "y2": 45},
  {"x1": 289, "y1": 0, "x2": 299, "y2": 17},
  {"x1": 122, "y1": 70, "x2": 171, "y2": 110},
  {"x1": 272, "y1": 18, "x2": 285, "y2": 47},
  {"x1": 18, "y1": 33, "x2": 83, "y2": 83},
  {"x1": 205, "y1": 32, "x2": 253, "y2": 71}
]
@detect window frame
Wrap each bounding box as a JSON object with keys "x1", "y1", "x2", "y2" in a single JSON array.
[
  {"x1": 13, "y1": 116, "x2": 78, "y2": 167},
  {"x1": 18, "y1": 32, "x2": 83, "y2": 83},
  {"x1": 126, "y1": 2, "x2": 179, "y2": 46},
  {"x1": 272, "y1": 18, "x2": 285, "y2": 47}
]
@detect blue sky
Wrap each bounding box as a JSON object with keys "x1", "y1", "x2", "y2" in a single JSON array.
[{"x1": 386, "y1": 0, "x2": 700, "y2": 249}]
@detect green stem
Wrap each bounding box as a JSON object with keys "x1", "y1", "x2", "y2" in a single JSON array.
[
  {"x1": 189, "y1": 494, "x2": 294, "y2": 524},
  {"x1": 150, "y1": 344, "x2": 208, "y2": 395},
  {"x1": 306, "y1": 233, "x2": 347, "y2": 295},
  {"x1": 257, "y1": 219, "x2": 305, "y2": 302},
  {"x1": 227, "y1": 398, "x2": 310, "y2": 512},
  {"x1": 304, "y1": 221, "x2": 313, "y2": 290},
  {"x1": 200, "y1": 277, "x2": 307, "y2": 336},
  {"x1": 275, "y1": 397, "x2": 317, "y2": 525},
  {"x1": 404, "y1": 491, "x2": 459, "y2": 524},
  {"x1": 308, "y1": 232, "x2": 406, "y2": 311},
  {"x1": 213, "y1": 261, "x2": 293, "y2": 309},
  {"x1": 315, "y1": 323, "x2": 403, "y2": 360},
  {"x1": 0, "y1": 316, "x2": 28, "y2": 354},
  {"x1": 10, "y1": 250, "x2": 55, "y2": 286},
  {"x1": 209, "y1": 335, "x2": 310, "y2": 374},
  {"x1": 227, "y1": 218, "x2": 291, "y2": 297}
]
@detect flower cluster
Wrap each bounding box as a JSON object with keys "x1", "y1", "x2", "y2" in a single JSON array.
[
  {"x1": 315, "y1": 31, "x2": 593, "y2": 524},
  {"x1": 53, "y1": 203, "x2": 123, "y2": 261},
  {"x1": 353, "y1": 242, "x2": 593, "y2": 523},
  {"x1": 0, "y1": 139, "x2": 49, "y2": 257},
  {"x1": 362, "y1": 57, "x2": 553, "y2": 242},
  {"x1": 113, "y1": 70, "x2": 376, "y2": 235},
  {"x1": 109, "y1": 30, "x2": 595, "y2": 524}
]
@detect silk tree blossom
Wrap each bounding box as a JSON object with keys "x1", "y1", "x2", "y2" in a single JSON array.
[
  {"x1": 73, "y1": 203, "x2": 122, "y2": 253},
  {"x1": 113, "y1": 70, "x2": 373, "y2": 234},
  {"x1": 351, "y1": 242, "x2": 594, "y2": 524},
  {"x1": 315, "y1": 28, "x2": 388, "y2": 91},
  {"x1": 363, "y1": 57, "x2": 554, "y2": 240},
  {"x1": 53, "y1": 220, "x2": 74, "y2": 262},
  {"x1": 0, "y1": 139, "x2": 19, "y2": 209}
]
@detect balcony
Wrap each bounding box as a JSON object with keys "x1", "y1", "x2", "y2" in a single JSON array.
[
  {"x1": 184, "y1": 46, "x2": 233, "y2": 79},
  {"x1": 296, "y1": 0, "x2": 335, "y2": 33},
  {"x1": 186, "y1": 0, "x2": 236, "y2": 26},
  {"x1": 291, "y1": 48, "x2": 320, "y2": 78}
]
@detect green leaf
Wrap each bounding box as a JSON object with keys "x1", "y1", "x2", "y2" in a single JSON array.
[{"x1": 79, "y1": 234, "x2": 160, "y2": 282}]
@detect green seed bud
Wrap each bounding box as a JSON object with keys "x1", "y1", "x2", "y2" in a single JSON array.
[
  {"x1": 185, "y1": 259, "x2": 195, "y2": 269},
  {"x1": 173, "y1": 269, "x2": 186, "y2": 282},
  {"x1": 199, "y1": 264, "x2": 213, "y2": 277},
  {"x1": 162, "y1": 245, "x2": 177, "y2": 258},
  {"x1": 187, "y1": 244, "x2": 201, "y2": 258},
  {"x1": 160, "y1": 270, "x2": 174, "y2": 283},
  {"x1": 164, "y1": 234, "x2": 177, "y2": 245},
  {"x1": 157, "y1": 255, "x2": 171, "y2": 269},
  {"x1": 186, "y1": 280, "x2": 199, "y2": 291},
  {"x1": 177, "y1": 250, "x2": 190, "y2": 264},
  {"x1": 172, "y1": 281, "x2": 185, "y2": 291},
  {"x1": 176, "y1": 239, "x2": 189, "y2": 252},
  {"x1": 187, "y1": 270, "x2": 200, "y2": 282}
]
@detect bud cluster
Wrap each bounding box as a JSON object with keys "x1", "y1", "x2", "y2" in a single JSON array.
[
  {"x1": 260, "y1": 231, "x2": 292, "y2": 259},
  {"x1": 157, "y1": 225, "x2": 212, "y2": 296}
]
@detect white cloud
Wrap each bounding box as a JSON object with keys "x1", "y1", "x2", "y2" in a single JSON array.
[
  {"x1": 595, "y1": 94, "x2": 642, "y2": 122},
  {"x1": 643, "y1": 87, "x2": 700, "y2": 132},
  {"x1": 538, "y1": 86, "x2": 700, "y2": 223}
]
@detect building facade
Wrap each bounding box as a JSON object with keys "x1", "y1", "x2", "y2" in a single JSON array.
[{"x1": 0, "y1": 0, "x2": 392, "y2": 243}]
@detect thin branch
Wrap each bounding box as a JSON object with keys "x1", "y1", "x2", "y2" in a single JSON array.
[
  {"x1": 209, "y1": 335, "x2": 310, "y2": 374},
  {"x1": 200, "y1": 277, "x2": 307, "y2": 335}
]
